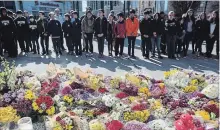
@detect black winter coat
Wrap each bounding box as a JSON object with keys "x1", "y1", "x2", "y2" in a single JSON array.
[
  {"x1": 47, "y1": 19, "x2": 62, "y2": 38},
  {"x1": 0, "y1": 16, "x2": 16, "y2": 38},
  {"x1": 209, "y1": 19, "x2": 219, "y2": 39},
  {"x1": 195, "y1": 19, "x2": 209, "y2": 39},
  {"x1": 72, "y1": 18, "x2": 81, "y2": 37},
  {"x1": 14, "y1": 16, "x2": 29, "y2": 35},
  {"x1": 139, "y1": 18, "x2": 153, "y2": 37},
  {"x1": 152, "y1": 19, "x2": 165, "y2": 35},
  {"x1": 94, "y1": 17, "x2": 107, "y2": 37},
  {"x1": 37, "y1": 18, "x2": 48, "y2": 37},
  {"x1": 165, "y1": 19, "x2": 177, "y2": 35},
  {"x1": 62, "y1": 20, "x2": 73, "y2": 38},
  {"x1": 29, "y1": 20, "x2": 38, "y2": 38},
  {"x1": 107, "y1": 21, "x2": 115, "y2": 40}
]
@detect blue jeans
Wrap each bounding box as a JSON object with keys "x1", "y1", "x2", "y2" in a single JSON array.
[{"x1": 151, "y1": 35, "x2": 161, "y2": 56}]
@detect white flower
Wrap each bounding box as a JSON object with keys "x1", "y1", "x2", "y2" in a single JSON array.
[
  {"x1": 73, "y1": 109, "x2": 83, "y2": 115},
  {"x1": 59, "y1": 106, "x2": 67, "y2": 112},
  {"x1": 53, "y1": 95, "x2": 60, "y2": 102},
  {"x1": 63, "y1": 117, "x2": 72, "y2": 125},
  {"x1": 58, "y1": 102, "x2": 65, "y2": 107},
  {"x1": 201, "y1": 84, "x2": 219, "y2": 99}
]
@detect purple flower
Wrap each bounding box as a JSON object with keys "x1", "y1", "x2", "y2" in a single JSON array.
[
  {"x1": 4, "y1": 98, "x2": 11, "y2": 103},
  {"x1": 61, "y1": 86, "x2": 73, "y2": 96},
  {"x1": 11, "y1": 92, "x2": 16, "y2": 98},
  {"x1": 3, "y1": 93, "x2": 10, "y2": 98}
]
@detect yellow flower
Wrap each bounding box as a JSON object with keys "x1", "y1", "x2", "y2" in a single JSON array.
[
  {"x1": 89, "y1": 120, "x2": 106, "y2": 130},
  {"x1": 32, "y1": 102, "x2": 39, "y2": 110},
  {"x1": 164, "y1": 69, "x2": 178, "y2": 78},
  {"x1": 138, "y1": 87, "x2": 151, "y2": 96},
  {"x1": 128, "y1": 96, "x2": 139, "y2": 102},
  {"x1": 88, "y1": 76, "x2": 101, "y2": 90},
  {"x1": 38, "y1": 109, "x2": 44, "y2": 113},
  {"x1": 25, "y1": 90, "x2": 35, "y2": 100},
  {"x1": 65, "y1": 125, "x2": 73, "y2": 130},
  {"x1": 63, "y1": 95, "x2": 73, "y2": 104},
  {"x1": 110, "y1": 77, "x2": 121, "y2": 88},
  {"x1": 126, "y1": 74, "x2": 141, "y2": 87},
  {"x1": 183, "y1": 85, "x2": 198, "y2": 93},
  {"x1": 158, "y1": 83, "x2": 165, "y2": 89},
  {"x1": 46, "y1": 106, "x2": 55, "y2": 115},
  {"x1": 0, "y1": 106, "x2": 20, "y2": 123},
  {"x1": 195, "y1": 110, "x2": 210, "y2": 121},
  {"x1": 124, "y1": 110, "x2": 150, "y2": 122},
  {"x1": 84, "y1": 110, "x2": 94, "y2": 117},
  {"x1": 149, "y1": 99, "x2": 162, "y2": 110},
  {"x1": 53, "y1": 122, "x2": 62, "y2": 130},
  {"x1": 190, "y1": 79, "x2": 198, "y2": 86}
]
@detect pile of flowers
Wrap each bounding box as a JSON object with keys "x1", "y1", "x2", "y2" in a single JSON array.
[{"x1": 0, "y1": 62, "x2": 219, "y2": 130}]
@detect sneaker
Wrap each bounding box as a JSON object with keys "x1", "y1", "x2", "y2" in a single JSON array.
[
  {"x1": 174, "y1": 54, "x2": 177, "y2": 58},
  {"x1": 178, "y1": 54, "x2": 181, "y2": 58},
  {"x1": 131, "y1": 55, "x2": 136, "y2": 59},
  {"x1": 59, "y1": 51, "x2": 62, "y2": 55},
  {"x1": 151, "y1": 55, "x2": 155, "y2": 58},
  {"x1": 98, "y1": 54, "x2": 102, "y2": 58},
  {"x1": 158, "y1": 56, "x2": 163, "y2": 59},
  {"x1": 41, "y1": 52, "x2": 46, "y2": 55}
]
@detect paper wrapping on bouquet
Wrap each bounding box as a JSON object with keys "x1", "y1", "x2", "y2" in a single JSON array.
[{"x1": 201, "y1": 84, "x2": 219, "y2": 99}]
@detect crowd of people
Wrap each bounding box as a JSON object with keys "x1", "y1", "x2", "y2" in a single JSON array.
[{"x1": 0, "y1": 6, "x2": 219, "y2": 60}]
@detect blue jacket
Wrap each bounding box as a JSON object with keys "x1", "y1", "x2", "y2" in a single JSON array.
[{"x1": 183, "y1": 17, "x2": 195, "y2": 32}]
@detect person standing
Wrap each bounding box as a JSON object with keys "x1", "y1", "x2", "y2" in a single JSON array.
[
  {"x1": 160, "y1": 11, "x2": 167, "y2": 55},
  {"x1": 94, "y1": 9, "x2": 107, "y2": 58},
  {"x1": 139, "y1": 11, "x2": 153, "y2": 59},
  {"x1": 207, "y1": 11, "x2": 219, "y2": 58},
  {"x1": 195, "y1": 12, "x2": 209, "y2": 57},
  {"x1": 151, "y1": 13, "x2": 164, "y2": 59},
  {"x1": 48, "y1": 12, "x2": 62, "y2": 56},
  {"x1": 107, "y1": 13, "x2": 115, "y2": 56},
  {"x1": 0, "y1": 7, "x2": 17, "y2": 58},
  {"x1": 114, "y1": 12, "x2": 126, "y2": 57},
  {"x1": 72, "y1": 11, "x2": 82, "y2": 56},
  {"x1": 81, "y1": 10, "x2": 95, "y2": 56},
  {"x1": 182, "y1": 9, "x2": 195, "y2": 57},
  {"x1": 37, "y1": 11, "x2": 49, "y2": 55},
  {"x1": 165, "y1": 11, "x2": 177, "y2": 59},
  {"x1": 29, "y1": 15, "x2": 39, "y2": 54},
  {"x1": 175, "y1": 14, "x2": 185, "y2": 58},
  {"x1": 126, "y1": 9, "x2": 139, "y2": 58},
  {"x1": 54, "y1": 8, "x2": 65, "y2": 50},
  {"x1": 62, "y1": 13, "x2": 73, "y2": 55},
  {"x1": 24, "y1": 10, "x2": 32, "y2": 52},
  {"x1": 14, "y1": 10, "x2": 29, "y2": 52},
  {"x1": 110, "y1": 10, "x2": 117, "y2": 21}
]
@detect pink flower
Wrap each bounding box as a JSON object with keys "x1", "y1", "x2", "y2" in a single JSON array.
[
  {"x1": 61, "y1": 86, "x2": 73, "y2": 96},
  {"x1": 106, "y1": 120, "x2": 123, "y2": 130}
]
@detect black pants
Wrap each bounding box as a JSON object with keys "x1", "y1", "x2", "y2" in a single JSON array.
[
  {"x1": 97, "y1": 36, "x2": 105, "y2": 55},
  {"x1": 196, "y1": 37, "x2": 208, "y2": 53},
  {"x1": 161, "y1": 33, "x2": 166, "y2": 54},
  {"x1": 217, "y1": 39, "x2": 219, "y2": 56},
  {"x1": 115, "y1": 38, "x2": 124, "y2": 56},
  {"x1": 183, "y1": 32, "x2": 193, "y2": 56},
  {"x1": 17, "y1": 35, "x2": 25, "y2": 52},
  {"x1": 141, "y1": 37, "x2": 151, "y2": 57},
  {"x1": 107, "y1": 38, "x2": 113, "y2": 54},
  {"x1": 65, "y1": 37, "x2": 73, "y2": 52},
  {"x1": 85, "y1": 33, "x2": 93, "y2": 53},
  {"x1": 74, "y1": 36, "x2": 82, "y2": 55},
  {"x1": 175, "y1": 38, "x2": 183, "y2": 54},
  {"x1": 2, "y1": 35, "x2": 17, "y2": 57},
  {"x1": 52, "y1": 38, "x2": 61, "y2": 54},
  {"x1": 128, "y1": 36, "x2": 136, "y2": 56},
  {"x1": 31, "y1": 36, "x2": 39, "y2": 54},
  {"x1": 166, "y1": 34, "x2": 176, "y2": 58},
  {"x1": 25, "y1": 34, "x2": 32, "y2": 52},
  {"x1": 40, "y1": 35, "x2": 49, "y2": 54},
  {"x1": 0, "y1": 40, "x2": 3, "y2": 56},
  {"x1": 60, "y1": 34, "x2": 65, "y2": 49}
]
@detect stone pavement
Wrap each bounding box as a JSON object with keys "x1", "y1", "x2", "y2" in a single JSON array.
[{"x1": 5, "y1": 36, "x2": 219, "y2": 79}]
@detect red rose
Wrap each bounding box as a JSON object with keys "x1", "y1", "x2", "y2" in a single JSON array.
[
  {"x1": 106, "y1": 120, "x2": 123, "y2": 130},
  {"x1": 98, "y1": 88, "x2": 108, "y2": 93},
  {"x1": 115, "y1": 92, "x2": 128, "y2": 99},
  {"x1": 56, "y1": 116, "x2": 62, "y2": 121}
]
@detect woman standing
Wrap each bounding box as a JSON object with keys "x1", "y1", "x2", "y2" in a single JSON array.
[
  {"x1": 107, "y1": 14, "x2": 115, "y2": 56},
  {"x1": 81, "y1": 11, "x2": 95, "y2": 56},
  {"x1": 207, "y1": 11, "x2": 219, "y2": 58},
  {"x1": 182, "y1": 9, "x2": 195, "y2": 57},
  {"x1": 195, "y1": 12, "x2": 209, "y2": 57}
]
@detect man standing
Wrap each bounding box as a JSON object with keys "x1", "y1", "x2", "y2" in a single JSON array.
[
  {"x1": 54, "y1": 8, "x2": 65, "y2": 50},
  {"x1": 126, "y1": 9, "x2": 139, "y2": 58},
  {"x1": 72, "y1": 11, "x2": 82, "y2": 56},
  {"x1": 24, "y1": 10, "x2": 32, "y2": 52},
  {"x1": 160, "y1": 11, "x2": 167, "y2": 55},
  {"x1": 0, "y1": 7, "x2": 17, "y2": 58},
  {"x1": 48, "y1": 12, "x2": 62, "y2": 56},
  {"x1": 14, "y1": 10, "x2": 29, "y2": 52},
  {"x1": 139, "y1": 11, "x2": 153, "y2": 59},
  {"x1": 94, "y1": 9, "x2": 107, "y2": 58},
  {"x1": 37, "y1": 11, "x2": 49, "y2": 55}
]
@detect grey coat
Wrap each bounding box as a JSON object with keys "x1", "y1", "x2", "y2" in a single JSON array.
[{"x1": 81, "y1": 17, "x2": 94, "y2": 34}]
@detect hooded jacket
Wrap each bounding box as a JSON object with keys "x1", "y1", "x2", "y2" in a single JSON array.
[
  {"x1": 29, "y1": 20, "x2": 38, "y2": 38},
  {"x1": 14, "y1": 16, "x2": 29, "y2": 35},
  {"x1": 165, "y1": 19, "x2": 177, "y2": 35},
  {"x1": 94, "y1": 16, "x2": 107, "y2": 37},
  {"x1": 37, "y1": 18, "x2": 48, "y2": 37},
  {"x1": 47, "y1": 19, "x2": 62, "y2": 38},
  {"x1": 126, "y1": 17, "x2": 139, "y2": 37},
  {"x1": 72, "y1": 18, "x2": 81, "y2": 36},
  {"x1": 62, "y1": 20, "x2": 73, "y2": 38},
  {"x1": 139, "y1": 18, "x2": 153, "y2": 37},
  {"x1": 81, "y1": 16, "x2": 94, "y2": 34}
]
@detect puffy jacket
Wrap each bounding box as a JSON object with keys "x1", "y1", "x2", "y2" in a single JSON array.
[
  {"x1": 107, "y1": 21, "x2": 115, "y2": 40},
  {"x1": 165, "y1": 19, "x2": 177, "y2": 35},
  {"x1": 62, "y1": 20, "x2": 73, "y2": 38},
  {"x1": 114, "y1": 20, "x2": 126, "y2": 38},
  {"x1": 72, "y1": 18, "x2": 81, "y2": 36},
  {"x1": 152, "y1": 18, "x2": 165, "y2": 35},
  {"x1": 29, "y1": 20, "x2": 38, "y2": 37},
  {"x1": 14, "y1": 16, "x2": 29, "y2": 35},
  {"x1": 47, "y1": 19, "x2": 62, "y2": 38},
  {"x1": 126, "y1": 17, "x2": 139, "y2": 37},
  {"x1": 81, "y1": 17, "x2": 94, "y2": 34},
  {"x1": 94, "y1": 17, "x2": 107, "y2": 37},
  {"x1": 195, "y1": 19, "x2": 209, "y2": 39},
  {"x1": 139, "y1": 18, "x2": 153, "y2": 37},
  {"x1": 37, "y1": 18, "x2": 48, "y2": 37}
]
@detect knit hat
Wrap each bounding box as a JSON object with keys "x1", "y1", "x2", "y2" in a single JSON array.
[
  {"x1": 29, "y1": 15, "x2": 34, "y2": 19},
  {"x1": 73, "y1": 11, "x2": 78, "y2": 15},
  {"x1": 16, "y1": 10, "x2": 23, "y2": 14},
  {"x1": 64, "y1": 13, "x2": 70, "y2": 19},
  {"x1": 117, "y1": 12, "x2": 124, "y2": 17},
  {"x1": 130, "y1": 9, "x2": 136, "y2": 14}
]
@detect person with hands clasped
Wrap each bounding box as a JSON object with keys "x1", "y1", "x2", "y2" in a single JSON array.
[
  {"x1": 94, "y1": 9, "x2": 107, "y2": 58},
  {"x1": 37, "y1": 11, "x2": 49, "y2": 55},
  {"x1": 126, "y1": 9, "x2": 139, "y2": 58},
  {"x1": 114, "y1": 12, "x2": 126, "y2": 57},
  {"x1": 29, "y1": 15, "x2": 39, "y2": 54},
  {"x1": 62, "y1": 13, "x2": 74, "y2": 55},
  {"x1": 165, "y1": 11, "x2": 177, "y2": 59},
  {"x1": 139, "y1": 11, "x2": 153, "y2": 59}
]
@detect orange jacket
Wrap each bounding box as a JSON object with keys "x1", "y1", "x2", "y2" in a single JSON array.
[{"x1": 126, "y1": 17, "x2": 139, "y2": 37}]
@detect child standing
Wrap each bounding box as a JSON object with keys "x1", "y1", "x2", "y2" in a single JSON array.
[{"x1": 29, "y1": 15, "x2": 40, "y2": 54}]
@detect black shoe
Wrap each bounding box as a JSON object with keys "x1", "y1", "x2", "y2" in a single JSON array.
[
  {"x1": 159, "y1": 56, "x2": 163, "y2": 59},
  {"x1": 42, "y1": 52, "x2": 46, "y2": 55},
  {"x1": 151, "y1": 55, "x2": 155, "y2": 58},
  {"x1": 33, "y1": 51, "x2": 37, "y2": 54},
  {"x1": 131, "y1": 55, "x2": 136, "y2": 59},
  {"x1": 59, "y1": 51, "x2": 62, "y2": 55}
]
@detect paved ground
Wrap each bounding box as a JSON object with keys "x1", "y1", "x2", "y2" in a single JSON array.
[{"x1": 5, "y1": 36, "x2": 219, "y2": 79}]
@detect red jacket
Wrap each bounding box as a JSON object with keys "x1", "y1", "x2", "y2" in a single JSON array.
[
  {"x1": 114, "y1": 20, "x2": 126, "y2": 38},
  {"x1": 126, "y1": 17, "x2": 139, "y2": 36}
]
